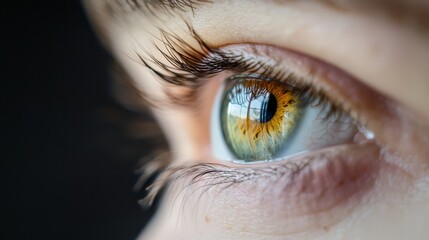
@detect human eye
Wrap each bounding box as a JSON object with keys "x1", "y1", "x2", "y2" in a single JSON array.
[
  {"x1": 211, "y1": 61, "x2": 370, "y2": 163},
  {"x1": 140, "y1": 33, "x2": 375, "y2": 166},
  {"x1": 135, "y1": 28, "x2": 415, "y2": 237}
]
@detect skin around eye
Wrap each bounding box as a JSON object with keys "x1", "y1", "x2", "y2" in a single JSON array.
[
  {"x1": 103, "y1": 30, "x2": 429, "y2": 240},
  {"x1": 132, "y1": 40, "x2": 426, "y2": 240},
  {"x1": 107, "y1": 41, "x2": 429, "y2": 240},
  {"x1": 82, "y1": 0, "x2": 429, "y2": 240}
]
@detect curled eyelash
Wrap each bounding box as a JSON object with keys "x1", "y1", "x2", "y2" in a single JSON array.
[
  {"x1": 137, "y1": 23, "x2": 296, "y2": 105},
  {"x1": 138, "y1": 23, "x2": 347, "y2": 120}
]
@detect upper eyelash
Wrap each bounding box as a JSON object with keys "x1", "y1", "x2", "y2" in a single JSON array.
[
  {"x1": 137, "y1": 24, "x2": 300, "y2": 103},
  {"x1": 138, "y1": 24, "x2": 344, "y2": 120}
]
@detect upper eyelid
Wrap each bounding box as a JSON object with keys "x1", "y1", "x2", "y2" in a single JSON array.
[
  {"x1": 138, "y1": 23, "x2": 301, "y2": 83},
  {"x1": 137, "y1": 24, "x2": 233, "y2": 86},
  {"x1": 135, "y1": 26, "x2": 354, "y2": 124},
  {"x1": 136, "y1": 25, "x2": 310, "y2": 106},
  {"x1": 134, "y1": 24, "x2": 382, "y2": 125}
]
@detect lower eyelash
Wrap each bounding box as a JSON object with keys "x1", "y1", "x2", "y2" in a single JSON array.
[{"x1": 139, "y1": 156, "x2": 312, "y2": 207}]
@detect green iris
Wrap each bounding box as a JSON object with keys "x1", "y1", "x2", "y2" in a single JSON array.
[{"x1": 221, "y1": 77, "x2": 303, "y2": 161}]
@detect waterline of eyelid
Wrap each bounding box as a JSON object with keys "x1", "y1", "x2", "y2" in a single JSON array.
[{"x1": 226, "y1": 150, "x2": 310, "y2": 165}]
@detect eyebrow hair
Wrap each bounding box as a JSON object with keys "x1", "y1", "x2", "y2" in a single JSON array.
[
  {"x1": 142, "y1": 0, "x2": 210, "y2": 12},
  {"x1": 108, "y1": 0, "x2": 210, "y2": 16}
]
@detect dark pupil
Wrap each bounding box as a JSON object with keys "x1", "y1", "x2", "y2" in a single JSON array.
[
  {"x1": 260, "y1": 93, "x2": 277, "y2": 123},
  {"x1": 226, "y1": 84, "x2": 278, "y2": 124}
]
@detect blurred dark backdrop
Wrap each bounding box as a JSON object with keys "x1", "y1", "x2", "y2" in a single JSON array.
[{"x1": 2, "y1": 1, "x2": 160, "y2": 239}]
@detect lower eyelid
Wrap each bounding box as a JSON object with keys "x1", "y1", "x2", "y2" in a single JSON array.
[
  {"x1": 282, "y1": 144, "x2": 379, "y2": 213},
  {"x1": 227, "y1": 142, "x2": 380, "y2": 212},
  {"x1": 165, "y1": 142, "x2": 383, "y2": 236}
]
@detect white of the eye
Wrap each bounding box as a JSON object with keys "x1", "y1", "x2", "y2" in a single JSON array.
[
  {"x1": 211, "y1": 82, "x2": 236, "y2": 161},
  {"x1": 275, "y1": 106, "x2": 356, "y2": 158}
]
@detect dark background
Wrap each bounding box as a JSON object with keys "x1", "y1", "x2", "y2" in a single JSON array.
[{"x1": 2, "y1": 1, "x2": 161, "y2": 239}]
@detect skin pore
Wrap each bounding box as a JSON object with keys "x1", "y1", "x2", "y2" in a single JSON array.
[{"x1": 84, "y1": 0, "x2": 429, "y2": 239}]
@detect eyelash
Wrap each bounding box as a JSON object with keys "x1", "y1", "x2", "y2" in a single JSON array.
[
  {"x1": 139, "y1": 25, "x2": 345, "y2": 118},
  {"x1": 140, "y1": 159, "x2": 314, "y2": 207},
  {"x1": 135, "y1": 24, "x2": 354, "y2": 207}
]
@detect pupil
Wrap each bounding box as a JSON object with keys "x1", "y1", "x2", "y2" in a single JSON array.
[{"x1": 260, "y1": 93, "x2": 277, "y2": 123}]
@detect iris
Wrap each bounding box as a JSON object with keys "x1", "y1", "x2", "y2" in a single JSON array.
[{"x1": 221, "y1": 77, "x2": 302, "y2": 161}]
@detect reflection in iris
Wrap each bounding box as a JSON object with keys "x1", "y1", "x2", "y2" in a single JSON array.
[
  {"x1": 227, "y1": 90, "x2": 278, "y2": 124},
  {"x1": 221, "y1": 78, "x2": 302, "y2": 161}
]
